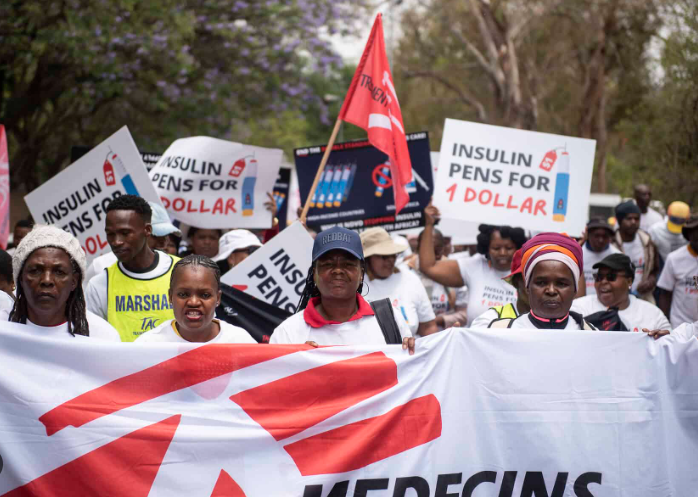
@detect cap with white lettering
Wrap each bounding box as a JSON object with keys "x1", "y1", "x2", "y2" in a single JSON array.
[{"x1": 312, "y1": 226, "x2": 364, "y2": 262}]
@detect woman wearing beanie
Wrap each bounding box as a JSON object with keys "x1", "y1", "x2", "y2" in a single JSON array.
[
  {"x1": 490, "y1": 233, "x2": 597, "y2": 330},
  {"x1": 10, "y1": 225, "x2": 120, "y2": 341}
]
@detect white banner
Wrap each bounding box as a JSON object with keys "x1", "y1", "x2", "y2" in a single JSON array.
[
  {"x1": 1, "y1": 326, "x2": 697, "y2": 496},
  {"x1": 149, "y1": 137, "x2": 283, "y2": 230},
  {"x1": 435, "y1": 119, "x2": 596, "y2": 236},
  {"x1": 220, "y1": 222, "x2": 313, "y2": 313},
  {"x1": 24, "y1": 126, "x2": 161, "y2": 263}
]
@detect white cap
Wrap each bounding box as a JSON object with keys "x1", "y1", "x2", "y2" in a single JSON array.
[{"x1": 213, "y1": 230, "x2": 262, "y2": 262}]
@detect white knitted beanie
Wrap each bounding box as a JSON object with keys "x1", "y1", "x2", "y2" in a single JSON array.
[{"x1": 12, "y1": 225, "x2": 87, "y2": 283}]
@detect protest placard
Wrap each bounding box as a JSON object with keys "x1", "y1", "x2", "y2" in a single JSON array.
[
  {"x1": 149, "y1": 137, "x2": 282, "y2": 229},
  {"x1": 220, "y1": 222, "x2": 313, "y2": 313},
  {"x1": 273, "y1": 167, "x2": 291, "y2": 229},
  {"x1": 25, "y1": 126, "x2": 161, "y2": 263},
  {"x1": 295, "y1": 132, "x2": 432, "y2": 233},
  {"x1": 434, "y1": 119, "x2": 596, "y2": 236}
]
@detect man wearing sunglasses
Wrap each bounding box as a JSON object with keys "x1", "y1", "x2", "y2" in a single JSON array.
[{"x1": 572, "y1": 253, "x2": 670, "y2": 332}]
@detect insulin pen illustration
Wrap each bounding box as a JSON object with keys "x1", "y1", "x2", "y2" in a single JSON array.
[
  {"x1": 103, "y1": 147, "x2": 139, "y2": 195},
  {"x1": 375, "y1": 162, "x2": 391, "y2": 197},
  {"x1": 552, "y1": 146, "x2": 570, "y2": 222},
  {"x1": 334, "y1": 163, "x2": 354, "y2": 207},
  {"x1": 316, "y1": 165, "x2": 335, "y2": 209},
  {"x1": 325, "y1": 164, "x2": 344, "y2": 208},
  {"x1": 242, "y1": 156, "x2": 258, "y2": 217}
]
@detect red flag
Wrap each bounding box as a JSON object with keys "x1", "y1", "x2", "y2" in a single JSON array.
[
  {"x1": 0, "y1": 126, "x2": 9, "y2": 249},
  {"x1": 338, "y1": 14, "x2": 412, "y2": 213}
]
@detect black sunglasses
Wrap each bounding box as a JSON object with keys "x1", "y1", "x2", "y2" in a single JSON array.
[{"x1": 594, "y1": 272, "x2": 619, "y2": 283}]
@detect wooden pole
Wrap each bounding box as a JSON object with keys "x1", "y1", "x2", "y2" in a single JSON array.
[{"x1": 300, "y1": 118, "x2": 343, "y2": 224}]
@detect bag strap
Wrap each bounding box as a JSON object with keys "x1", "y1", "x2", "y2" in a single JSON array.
[
  {"x1": 569, "y1": 311, "x2": 598, "y2": 330},
  {"x1": 369, "y1": 299, "x2": 403, "y2": 344}
]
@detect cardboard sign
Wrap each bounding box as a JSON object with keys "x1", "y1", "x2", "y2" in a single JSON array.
[
  {"x1": 221, "y1": 222, "x2": 313, "y2": 313},
  {"x1": 434, "y1": 119, "x2": 596, "y2": 236},
  {"x1": 149, "y1": 137, "x2": 282, "y2": 229},
  {"x1": 295, "y1": 132, "x2": 433, "y2": 233},
  {"x1": 25, "y1": 126, "x2": 161, "y2": 263},
  {"x1": 273, "y1": 167, "x2": 291, "y2": 229}
]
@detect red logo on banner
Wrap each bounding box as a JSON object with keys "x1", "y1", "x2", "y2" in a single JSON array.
[{"x1": 8, "y1": 347, "x2": 441, "y2": 495}]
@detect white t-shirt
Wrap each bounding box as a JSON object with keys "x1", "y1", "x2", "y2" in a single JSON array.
[
  {"x1": 83, "y1": 252, "x2": 118, "y2": 285},
  {"x1": 457, "y1": 254, "x2": 517, "y2": 326},
  {"x1": 85, "y1": 251, "x2": 174, "y2": 320},
  {"x1": 430, "y1": 281, "x2": 468, "y2": 316},
  {"x1": 582, "y1": 244, "x2": 621, "y2": 296},
  {"x1": 648, "y1": 222, "x2": 687, "y2": 263},
  {"x1": 672, "y1": 322, "x2": 697, "y2": 341},
  {"x1": 621, "y1": 236, "x2": 645, "y2": 293},
  {"x1": 571, "y1": 294, "x2": 671, "y2": 333},
  {"x1": 508, "y1": 313, "x2": 596, "y2": 330},
  {"x1": 657, "y1": 246, "x2": 698, "y2": 328},
  {"x1": 0, "y1": 290, "x2": 14, "y2": 321},
  {"x1": 640, "y1": 207, "x2": 663, "y2": 232},
  {"x1": 365, "y1": 269, "x2": 436, "y2": 336},
  {"x1": 270, "y1": 306, "x2": 411, "y2": 345},
  {"x1": 12, "y1": 312, "x2": 121, "y2": 341},
  {"x1": 135, "y1": 319, "x2": 256, "y2": 344}
]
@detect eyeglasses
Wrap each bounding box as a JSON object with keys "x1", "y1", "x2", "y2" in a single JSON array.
[{"x1": 594, "y1": 272, "x2": 619, "y2": 283}]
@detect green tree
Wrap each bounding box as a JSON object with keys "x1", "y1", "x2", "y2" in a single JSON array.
[{"x1": 0, "y1": 0, "x2": 368, "y2": 191}]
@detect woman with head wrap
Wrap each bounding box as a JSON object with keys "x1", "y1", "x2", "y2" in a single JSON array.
[
  {"x1": 10, "y1": 225, "x2": 120, "y2": 340},
  {"x1": 490, "y1": 233, "x2": 596, "y2": 330}
]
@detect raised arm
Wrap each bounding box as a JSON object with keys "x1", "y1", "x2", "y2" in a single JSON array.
[{"x1": 418, "y1": 202, "x2": 465, "y2": 288}]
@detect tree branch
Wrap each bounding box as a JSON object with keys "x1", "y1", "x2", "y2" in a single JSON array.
[{"x1": 404, "y1": 70, "x2": 487, "y2": 121}]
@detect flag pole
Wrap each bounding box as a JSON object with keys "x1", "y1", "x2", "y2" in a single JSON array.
[{"x1": 300, "y1": 117, "x2": 343, "y2": 224}]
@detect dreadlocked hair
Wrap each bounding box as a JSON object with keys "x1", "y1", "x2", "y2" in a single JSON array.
[
  {"x1": 295, "y1": 260, "x2": 366, "y2": 313},
  {"x1": 10, "y1": 258, "x2": 89, "y2": 337},
  {"x1": 171, "y1": 254, "x2": 221, "y2": 289}
]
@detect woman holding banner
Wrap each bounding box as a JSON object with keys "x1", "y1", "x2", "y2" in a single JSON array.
[
  {"x1": 270, "y1": 226, "x2": 415, "y2": 353},
  {"x1": 135, "y1": 255, "x2": 256, "y2": 343},
  {"x1": 419, "y1": 203, "x2": 527, "y2": 326},
  {"x1": 489, "y1": 233, "x2": 597, "y2": 330}
]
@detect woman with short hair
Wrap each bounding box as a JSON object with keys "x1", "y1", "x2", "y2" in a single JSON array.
[
  {"x1": 136, "y1": 255, "x2": 255, "y2": 343},
  {"x1": 10, "y1": 225, "x2": 119, "y2": 340}
]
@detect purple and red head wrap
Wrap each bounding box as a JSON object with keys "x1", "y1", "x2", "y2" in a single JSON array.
[{"x1": 520, "y1": 233, "x2": 584, "y2": 290}]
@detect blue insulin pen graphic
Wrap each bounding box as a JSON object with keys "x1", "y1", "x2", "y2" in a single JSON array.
[
  {"x1": 552, "y1": 150, "x2": 570, "y2": 222},
  {"x1": 242, "y1": 157, "x2": 258, "y2": 217},
  {"x1": 375, "y1": 162, "x2": 391, "y2": 197},
  {"x1": 315, "y1": 165, "x2": 335, "y2": 209},
  {"x1": 325, "y1": 164, "x2": 344, "y2": 208},
  {"x1": 106, "y1": 148, "x2": 139, "y2": 196}
]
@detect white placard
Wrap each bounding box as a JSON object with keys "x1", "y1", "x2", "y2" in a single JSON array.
[
  {"x1": 434, "y1": 119, "x2": 596, "y2": 236},
  {"x1": 221, "y1": 222, "x2": 313, "y2": 313},
  {"x1": 24, "y1": 126, "x2": 161, "y2": 263},
  {"x1": 149, "y1": 137, "x2": 283, "y2": 229}
]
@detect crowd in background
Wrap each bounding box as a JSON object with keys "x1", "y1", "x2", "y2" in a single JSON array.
[{"x1": 0, "y1": 182, "x2": 696, "y2": 348}]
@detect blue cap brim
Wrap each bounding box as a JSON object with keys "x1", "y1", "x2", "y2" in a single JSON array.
[{"x1": 312, "y1": 245, "x2": 363, "y2": 262}]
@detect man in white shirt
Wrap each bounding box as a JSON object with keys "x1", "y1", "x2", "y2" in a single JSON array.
[
  {"x1": 648, "y1": 201, "x2": 690, "y2": 264},
  {"x1": 634, "y1": 184, "x2": 663, "y2": 231},
  {"x1": 581, "y1": 218, "x2": 620, "y2": 296},
  {"x1": 86, "y1": 195, "x2": 179, "y2": 341},
  {"x1": 612, "y1": 200, "x2": 659, "y2": 302},
  {"x1": 657, "y1": 216, "x2": 698, "y2": 328}
]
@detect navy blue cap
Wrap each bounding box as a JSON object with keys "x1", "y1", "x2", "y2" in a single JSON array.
[{"x1": 312, "y1": 226, "x2": 364, "y2": 262}]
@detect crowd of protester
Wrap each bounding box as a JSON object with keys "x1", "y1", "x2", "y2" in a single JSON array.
[{"x1": 0, "y1": 182, "x2": 696, "y2": 348}]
